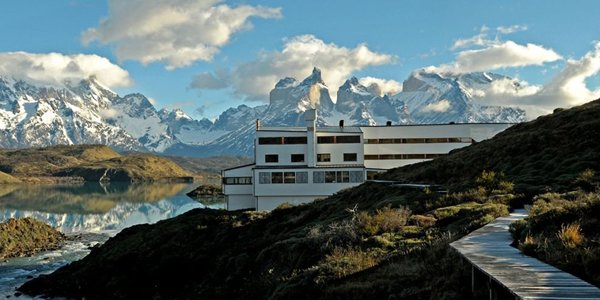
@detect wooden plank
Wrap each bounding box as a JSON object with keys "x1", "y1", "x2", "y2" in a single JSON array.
[{"x1": 451, "y1": 209, "x2": 600, "y2": 300}]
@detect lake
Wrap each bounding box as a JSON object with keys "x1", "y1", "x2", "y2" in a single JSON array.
[{"x1": 0, "y1": 183, "x2": 224, "y2": 297}]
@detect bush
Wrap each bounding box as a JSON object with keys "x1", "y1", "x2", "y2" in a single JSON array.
[
  {"x1": 410, "y1": 214, "x2": 437, "y2": 227},
  {"x1": 356, "y1": 206, "x2": 411, "y2": 235},
  {"x1": 318, "y1": 247, "x2": 378, "y2": 281},
  {"x1": 557, "y1": 223, "x2": 584, "y2": 249}
]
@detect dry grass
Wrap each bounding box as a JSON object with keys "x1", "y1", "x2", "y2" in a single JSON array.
[{"x1": 557, "y1": 223, "x2": 584, "y2": 249}]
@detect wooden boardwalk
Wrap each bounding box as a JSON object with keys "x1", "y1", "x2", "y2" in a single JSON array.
[{"x1": 451, "y1": 209, "x2": 600, "y2": 300}]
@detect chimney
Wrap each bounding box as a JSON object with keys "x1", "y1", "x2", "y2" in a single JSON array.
[
  {"x1": 339, "y1": 120, "x2": 344, "y2": 128},
  {"x1": 305, "y1": 109, "x2": 317, "y2": 167},
  {"x1": 386, "y1": 121, "x2": 392, "y2": 126},
  {"x1": 256, "y1": 119, "x2": 261, "y2": 129}
]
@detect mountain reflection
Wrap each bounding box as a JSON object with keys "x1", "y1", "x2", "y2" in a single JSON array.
[
  {"x1": 0, "y1": 183, "x2": 222, "y2": 234},
  {"x1": 0, "y1": 183, "x2": 190, "y2": 214}
]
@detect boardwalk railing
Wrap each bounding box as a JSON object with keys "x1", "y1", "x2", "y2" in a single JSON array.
[{"x1": 451, "y1": 209, "x2": 600, "y2": 300}]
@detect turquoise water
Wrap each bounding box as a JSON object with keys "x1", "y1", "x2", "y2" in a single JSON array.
[{"x1": 0, "y1": 183, "x2": 224, "y2": 297}]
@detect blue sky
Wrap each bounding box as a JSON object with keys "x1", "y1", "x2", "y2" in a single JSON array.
[{"x1": 1, "y1": 0, "x2": 600, "y2": 119}]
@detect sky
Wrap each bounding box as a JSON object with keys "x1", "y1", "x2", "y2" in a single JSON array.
[{"x1": 1, "y1": 0, "x2": 600, "y2": 120}]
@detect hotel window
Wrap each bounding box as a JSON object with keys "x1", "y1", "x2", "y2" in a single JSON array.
[
  {"x1": 313, "y1": 171, "x2": 325, "y2": 183},
  {"x1": 380, "y1": 154, "x2": 394, "y2": 160},
  {"x1": 344, "y1": 153, "x2": 357, "y2": 162},
  {"x1": 349, "y1": 171, "x2": 364, "y2": 183},
  {"x1": 317, "y1": 136, "x2": 335, "y2": 144},
  {"x1": 364, "y1": 155, "x2": 378, "y2": 160},
  {"x1": 271, "y1": 172, "x2": 283, "y2": 184},
  {"x1": 296, "y1": 172, "x2": 308, "y2": 183},
  {"x1": 259, "y1": 172, "x2": 271, "y2": 184},
  {"x1": 317, "y1": 153, "x2": 331, "y2": 162},
  {"x1": 378, "y1": 138, "x2": 393, "y2": 144},
  {"x1": 405, "y1": 138, "x2": 425, "y2": 143},
  {"x1": 291, "y1": 154, "x2": 305, "y2": 162},
  {"x1": 336, "y1": 135, "x2": 361, "y2": 143},
  {"x1": 325, "y1": 171, "x2": 337, "y2": 183},
  {"x1": 258, "y1": 137, "x2": 282, "y2": 144},
  {"x1": 284, "y1": 136, "x2": 307, "y2": 144},
  {"x1": 405, "y1": 154, "x2": 426, "y2": 159},
  {"x1": 284, "y1": 172, "x2": 296, "y2": 183},
  {"x1": 265, "y1": 154, "x2": 279, "y2": 163},
  {"x1": 223, "y1": 177, "x2": 252, "y2": 185},
  {"x1": 366, "y1": 139, "x2": 379, "y2": 144}
]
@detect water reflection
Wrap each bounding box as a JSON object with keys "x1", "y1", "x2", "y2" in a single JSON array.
[{"x1": 0, "y1": 183, "x2": 224, "y2": 234}]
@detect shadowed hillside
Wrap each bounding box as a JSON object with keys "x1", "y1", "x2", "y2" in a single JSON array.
[{"x1": 382, "y1": 99, "x2": 600, "y2": 193}]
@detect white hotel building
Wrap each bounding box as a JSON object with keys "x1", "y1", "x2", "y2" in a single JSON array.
[{"x1": 222, "y1": 110, "x2": 512, "y2": 211}]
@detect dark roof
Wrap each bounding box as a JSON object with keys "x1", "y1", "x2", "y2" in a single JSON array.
[{"x1": 223, "y1": 163, "x2": 256, "y2": 171}]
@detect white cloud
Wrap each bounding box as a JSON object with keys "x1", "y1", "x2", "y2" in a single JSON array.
[
  {"x1": 527, "y1": 42, "x2": 600, "y2": 108},
  {"x1": 82, "y1": 0, "x2": 282, "y2": 69},
  {"x1": 359, "y1": 77, "x2": 402, "y2": 96},
  {"x1": 464, "y1": 42, "x2": 600, "y2": 118},
  {"x1": 432, "y1": 41, "x2": 562, "y2": 74},
  {"x1": 148, "y1": 97, "x2": 158, "y2": 105},
  {"x1": 422, "y1": 99, "x2": 451, "y2": 113},
  {"x1": 190, "y1": 35, "x2": 396, "y2": 101},
  {"x1": 0, "y1": 52, "x2": 132, "y2": 88},
  {"x1": 497, "y1": 25, "x2": 528, "y2": 34}
]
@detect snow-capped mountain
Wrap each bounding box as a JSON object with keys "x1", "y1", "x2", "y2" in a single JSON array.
[{"x1": 0, "y1": 68, "x2": 527, "y2": 157}]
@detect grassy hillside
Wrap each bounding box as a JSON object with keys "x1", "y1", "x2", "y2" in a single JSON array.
[
  {"x1": 0, "y1": 171, "x2": 20, "y2": 184},
  {"x1": 0, "y1": 145, "x2": 193, "y2": 183},
  {"x1": 19, "y1": 99, "x2": 600, "y2": 299},
  {"x1": 0, "y1": 217, "x2": 65, "y2": 259},
  {"x1": 382, "y1": 99, "x2": 600, "y2": 193}
]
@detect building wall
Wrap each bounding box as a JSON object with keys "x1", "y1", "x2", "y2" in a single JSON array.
[
  {"x1": 257, "y1": 196, "x2": 324, "y2": 211},
  {"x1": 256, "y1": 131, "x2": 308, "y2": 166},
  {"x1": 227, "y1": 195, "x2": 256, "y2": 211}
]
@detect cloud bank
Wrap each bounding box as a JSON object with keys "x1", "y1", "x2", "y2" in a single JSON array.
[
  {"x1": 190, "y1": 35, "x2": 396, "y2": 101},
  {"x1": 0, "y1": 52, "x2": 132, "y2": 88},
  {"x1": 82, "y1": 0, "x2": 282, "y2": 69},
  {"x1": 359, "y1": 77, "x2": 402, "y2": 96}
]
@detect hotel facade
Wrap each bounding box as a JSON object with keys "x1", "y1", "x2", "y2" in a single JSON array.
[{"x1": 223, "y1": 110, "x2": 512, "y2": 211}]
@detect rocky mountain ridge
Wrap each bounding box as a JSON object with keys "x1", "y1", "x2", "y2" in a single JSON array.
[{"x1": 0, "y1": 68, "x2": 527, "y2": 157}]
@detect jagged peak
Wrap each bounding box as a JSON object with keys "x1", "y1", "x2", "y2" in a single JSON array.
[
  {"x1": 300, "y1": 67, "x2": 325, "y2": 86},
  {"x1": 275, "y1": 77, "x2": 298, "y2": 89}
]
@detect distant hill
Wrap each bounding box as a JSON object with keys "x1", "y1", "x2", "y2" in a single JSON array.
[
  {"x1": 383, "y1": 99, "x2": 600, "y2": 193},
  {"x1": 0, "y1": 171, "x2": 20, "y2": 184},
  {"x1": 0, "y1": 145, "x2": 193, "y2": 183}
]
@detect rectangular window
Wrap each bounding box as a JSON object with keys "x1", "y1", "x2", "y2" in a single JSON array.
[
  {"x1": 258, "y1": 137, "x2": 282, "y2": 145},
  {"x1": 380, "y1": 154, "x2": 394, "y2": 160},
  {"x1": 284, "y1": 172, "x2": 296, "y2": 184},
  {"x1": 317, "y1": 136, "x2": 335, "y2": 144},
  {"x1": 366, "y1": 139, "x2": 379, "y2": 144},
  {"x1": 405, "y1": 154, "x2": 426, "y2": 159},
  {"x1": 405, "y1": 138, "x2": 425, "y2": 143},
  {"x1": 296, "y1": 172, "x2": 308, "y2": 183},
  {"x1": 259, "y1": 172, "x2": 271, "y2": 184},
  {"x1": 393, "y1": 138, "x2": 404, "y2": 144},
  {"x1": 338, "y1": 171, "x2": 350, "y2": 183},
  {"x1": 317, "y1": 153, "x2": 331, "y2": 162},
  {"x1": 343, "y1": 153, "x2": 357, "y2": 162},
  {"x1": 378, "y1": 138, "x2": 393, "y2": 144},
  {"x1": 271, "y1": 172, "x2": 283, "y2": 184},
  {"x1": 448, "y1": 138, "x2": 461, "y2": 143},
  {"x1": 291, "y1": 154, "x2": 305, "y2": 163},
  {"x1": 325, "y1": 171, "x2": 337, "y2": 183},
  {"x1": 336, "y1": 135, "x2": 361, "y2": 143},
  {"x1": 265, "y1": 154, "x2": 279, "y2": 163},
  {"x1": 364, "y1": 155, "x2": 378, "y2": 160},
  {"x1": 394, "y1": 154, "x2": 404, "y2": 159},
  {"x1": 350, "y1": 171, "x2": 364, "y2": 183},
  {"x1": 284, "y1": 136, "x2": 307, "y2": 144},
  {"x1": 426, "y1": 138, "x2": 448, "y2": 143},
  {"x1": 223, "y1": 177, "x2": 252, "y2": 185},
  {"x1": 313, "y1": 171, "x2": 324, "y2": 183}
]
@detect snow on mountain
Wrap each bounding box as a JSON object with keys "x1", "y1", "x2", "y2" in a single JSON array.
[{"x1": 0, "y1": 68, "x2": 527, "y2": 157}]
